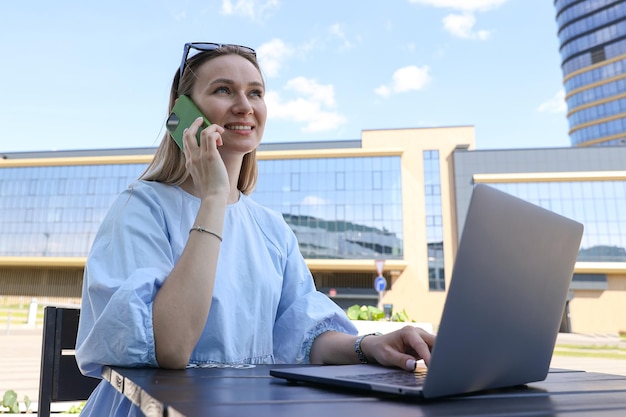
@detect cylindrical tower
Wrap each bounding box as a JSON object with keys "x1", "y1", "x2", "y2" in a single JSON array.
[{"x1": 556, "y1": 0, "x2": 626, "y2": 146}]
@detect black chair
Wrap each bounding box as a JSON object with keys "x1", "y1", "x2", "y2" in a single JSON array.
[{"x1": 38, "y1": 306, "x2": 100, "y2": 416}]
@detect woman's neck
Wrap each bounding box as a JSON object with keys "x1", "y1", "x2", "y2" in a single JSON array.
[
  {"x1": 180, "y1": 177, "x2": 239, "y2": 204},
  {"x1": 179, "y1": 155, "x2": 242, "y2": 204}
]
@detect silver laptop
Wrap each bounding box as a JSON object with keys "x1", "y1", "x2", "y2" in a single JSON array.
[{"x1": 270, "y1": 184, "x2": 584, "y2": 399}]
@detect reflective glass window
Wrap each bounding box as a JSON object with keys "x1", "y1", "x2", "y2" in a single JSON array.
[
  {"x1": 424, "y1": 150, "x2": 445, "y2": 291},
  {"x1": 567, "y1": 76, "x2": 626, "y2": 109},
  {"x1": 570, "y1": 114, "x2": 626, "y2": 144},
  {"x1": 561, "y1": 20, "x2": 626, "y2": 63},
  {"x1": 568, "y1": 98, "x2": 626, "y2": 129},
  {"x1": 556, "y1": 0, "x2": 615, "y2": 28},
  {"x1": 252, "y1": 156, "x2": 403, "y2": 259},
  {"x1": 564, "y1": 57, "x2": 626, "y2": 92},
  {"x1": 486, "y1": 181, "x2": 626, "y2": 262},
  {"x1": 559, "y1": 2, "x2": 626, "y2": 46},
  {"x1": 0, "y1": 163, "x2": 147, "y2": 257}
]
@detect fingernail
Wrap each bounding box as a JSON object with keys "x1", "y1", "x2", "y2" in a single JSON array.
[
  {"x1": 196, "y1": 117, "x2": 203, "y2": 122},
  {"x1": 183, "y1": 128, "x2": 188, "y2": 134},
  {"x1": 405, "y1": 359, "x2": 416, "y2": 371}
]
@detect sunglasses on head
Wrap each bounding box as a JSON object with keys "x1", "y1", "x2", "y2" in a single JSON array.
[{"x1": 179, "y1": 42, "x2": 256, "y2": 79}]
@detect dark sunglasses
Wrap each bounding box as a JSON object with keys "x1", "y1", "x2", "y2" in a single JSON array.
[{"x1": 179, "y1": 42, "x2": 256, "y2": 79}]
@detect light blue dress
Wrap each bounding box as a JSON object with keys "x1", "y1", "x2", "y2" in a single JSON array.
[{"x1": 75, "y1": 180, "x2": 357, "y2": 416}]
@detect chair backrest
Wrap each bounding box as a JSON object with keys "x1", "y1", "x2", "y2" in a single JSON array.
[{"x1": 38, "y1": 306, "x2": 100, "y2": 416}]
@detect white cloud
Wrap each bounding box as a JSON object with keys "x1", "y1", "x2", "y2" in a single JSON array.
[
  {"x1": 286, "y1": 77, "x2": 336, "y2": 107},
  {"x1": 374, "y1": 85, "x2": 391, "y2": 98},
  {"x1": 220, "y1": 0, "x2": 279, "y2": 21},
  {"x1": 328, "y1": 23, "x2": 355, "y2": 49},
  {"x1": 538, "y1": 90, "x2": 567, "y2": 113},
  {"x1": 409, "y1": 0, "x2": 507, "y2": 40},
  {"x1": 375, "y1": 65, "x2": 431, "y2": 98},
  {"x1": 407, "y1": 0, "x2": 509, "y2": 12},
  {"x1": 266, "y1": 77, "x2": 347, "y2": 133},
  {"x1": 443, "y1": 13, "x2": 491, "y2": 40},
  {"x1": 257, "y1": 38, "x2": 293, "y2": 78}
]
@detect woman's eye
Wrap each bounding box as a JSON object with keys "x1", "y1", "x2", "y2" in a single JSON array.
[
  {"x1": 250, "y1": 89, "x2": 264, "y2": 98},
  {"x1": 214, "y1": 86, "x2": 230, "y2": 94}
]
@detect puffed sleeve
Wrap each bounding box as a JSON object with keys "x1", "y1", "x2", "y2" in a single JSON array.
[
  {"x1": 272, "y1": 227, "x2": 357, "y2": 364},
  {"x1": 76, "y1": 184, "x2": 178, "y2": 377}
]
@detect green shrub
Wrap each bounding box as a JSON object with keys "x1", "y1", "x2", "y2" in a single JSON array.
[
  {"x1": 1, "y1": 390, "x2": 30, "y2": 414},
  {"x1": 0, "y1": 389, "x2": 83, "y2": 414},
  {"x1": 347, "y1": 304, "x2": 414, "y2": 322}
]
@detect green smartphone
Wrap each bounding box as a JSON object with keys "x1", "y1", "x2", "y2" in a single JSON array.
[{"x1": 166, "y1": 95, "x2": 211, "y2": 150}]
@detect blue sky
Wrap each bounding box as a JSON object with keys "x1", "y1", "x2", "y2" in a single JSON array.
[{"x1": 0, "y1": 0, "x2": 569, "y2": 153}]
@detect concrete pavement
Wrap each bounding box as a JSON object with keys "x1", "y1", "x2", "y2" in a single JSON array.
[
  {"x1": 0, "y1": 328, "x2": 44, "y2": 413},
  {"x1": 0, "y1": 326, "x2": 625, "y2": 413}
]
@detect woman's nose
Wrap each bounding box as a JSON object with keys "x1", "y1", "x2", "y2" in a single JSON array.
[{"x1": 232, "y1": 93, "x2": 253, "y2": 114}]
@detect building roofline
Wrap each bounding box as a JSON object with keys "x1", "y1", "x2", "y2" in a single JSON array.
[
  {"x1": 458, "y1": 145, "x2": 626, "y2": 152},
  {"x1": 363, "y1": 125, "x2": 474, "y2": 132},
  {"x1": 0, "y1": 140, "x2": 364, "y2": 159},
  {"x1": 0, "y1": 147, "x2": 157, "y2": 160}
]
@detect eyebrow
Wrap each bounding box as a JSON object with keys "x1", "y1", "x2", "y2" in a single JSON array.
[{"x1": 210, "y1": 78, "x2": 265, "y2": 88}]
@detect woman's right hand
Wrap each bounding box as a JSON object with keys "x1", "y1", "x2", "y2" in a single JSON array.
[
  {"x1": 155, "y1": 117, "x2": 229, "y2": 369},
  {"x1": 182, "y1": 117, "x2": 229, "y2": 201}
]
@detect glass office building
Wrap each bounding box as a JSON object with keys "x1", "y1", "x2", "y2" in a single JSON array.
[
  {"x1": 556, "y1": 0, "x2": 626, "y2": 146},
  {"x1": 1, "y1": 127, "x2": 625, "y2": 333}
]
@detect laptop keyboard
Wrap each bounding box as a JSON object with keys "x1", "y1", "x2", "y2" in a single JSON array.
[{"x1": 340, "y1": 369, "x2": 428, "y2": 387}]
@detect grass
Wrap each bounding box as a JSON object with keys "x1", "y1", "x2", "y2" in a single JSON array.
[
  {"x1": 553, "y1": 350, "x2": 626, "y2": 360},
  {"x1": 556, "y1": 344, "x2": 626, "y2": 351},
  {"x1": 0, "y1": 304, "x2": 45, "y2": 326},
  {"x1": 553, "y1": 342, "x2": 626, "y2": 360}
]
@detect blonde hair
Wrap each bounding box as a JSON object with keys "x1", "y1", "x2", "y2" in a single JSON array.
[{"x1": 140, "y1": 45, "x2": 261, "y2": 194}]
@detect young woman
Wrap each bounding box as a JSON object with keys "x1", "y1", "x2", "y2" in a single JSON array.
[{"x1": 75, "y1": 42, "x2": 435, "y2": 416}]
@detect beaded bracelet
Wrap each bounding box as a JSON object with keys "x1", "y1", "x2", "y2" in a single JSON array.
[
  {"x1": 189, "y1": 226, "x2": 223, "y2": 242},
  {"x1": 354, "y1": 332, "x2": 382, "y2": 364}
]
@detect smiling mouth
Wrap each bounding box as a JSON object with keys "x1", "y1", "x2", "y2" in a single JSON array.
[{"x1": 225, "y1": 125, "x2": 253, "y2": 131}]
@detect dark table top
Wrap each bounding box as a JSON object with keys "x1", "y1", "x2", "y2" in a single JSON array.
[{"x1": 102, "y1": 365, "x2": 626, "y2": 417}]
